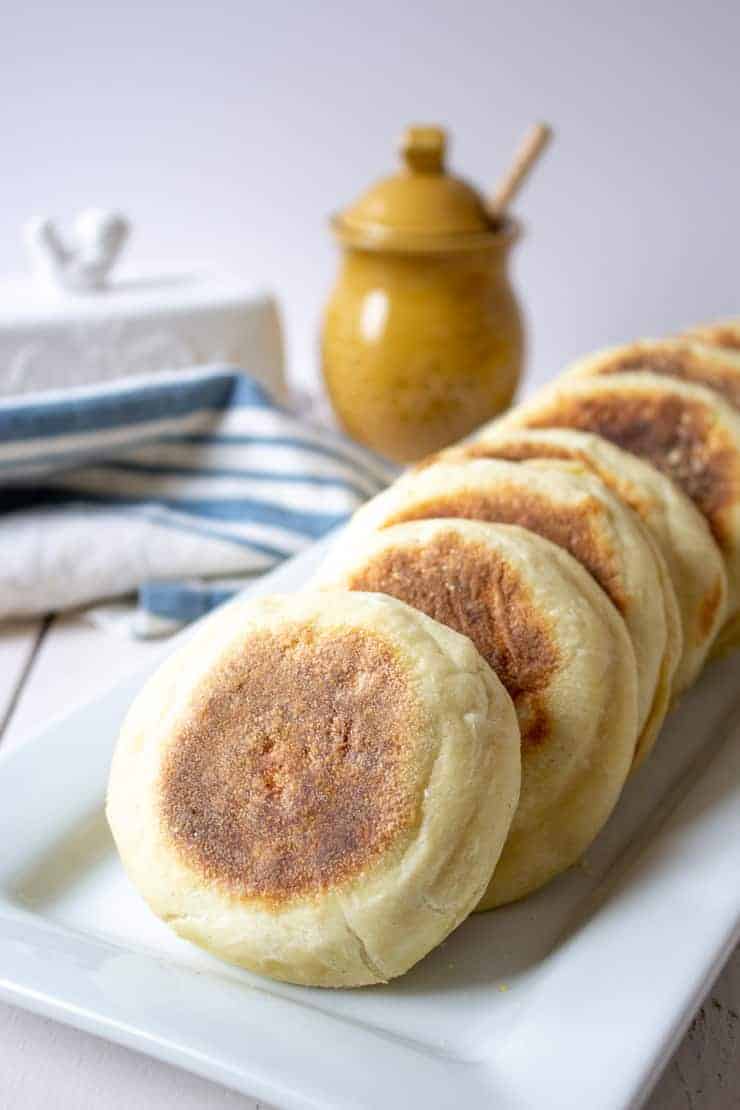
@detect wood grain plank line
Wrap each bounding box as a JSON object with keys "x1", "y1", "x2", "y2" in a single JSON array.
[{"x1": 0, "y1": 617, "x2": 52, "y2": 745}]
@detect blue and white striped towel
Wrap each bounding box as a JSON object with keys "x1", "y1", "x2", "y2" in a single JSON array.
[{"x1": 0, "y1": 367, "x2": 398, "y2": 636}]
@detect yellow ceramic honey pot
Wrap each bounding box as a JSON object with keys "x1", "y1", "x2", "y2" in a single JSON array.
[{"x1": 322, "y1": 124, "x2": 546, "y2": 462}]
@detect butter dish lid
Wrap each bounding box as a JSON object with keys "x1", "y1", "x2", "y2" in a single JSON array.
[{"x1": 332, "y1": 125, "x2": 510, "y2": 252}]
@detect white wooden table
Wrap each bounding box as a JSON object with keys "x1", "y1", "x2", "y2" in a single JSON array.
[{"x1": 1, "y1": 614, "x2": 738, "y2": 1110}]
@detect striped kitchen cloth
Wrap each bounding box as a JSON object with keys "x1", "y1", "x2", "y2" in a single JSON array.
[{"x1": 0, "y1": 366, "x2": 398, "y2": 636}]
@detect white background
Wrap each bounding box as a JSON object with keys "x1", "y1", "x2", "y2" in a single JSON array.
[{"x1": 2, "y1": 0, "x2": 739, "y2": 397}]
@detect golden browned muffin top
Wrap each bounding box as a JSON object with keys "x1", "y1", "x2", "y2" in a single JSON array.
[
  {"x1": 521, "y1": 389, "x2": 738, "y2": 546},
  {"x1": 384, "y1": 485, "x2": 626, "y2": 613},
  {"x1": 412, "y1": 440, "x2": 577, "y2": 473},
  {"x1": 686, "y1": 325, "x2": 740, "y2": 354},
  {"x1": 447, "y1": 436, "x2": 729, "y2": 644},
  {"x1": 346, "y1": 531, "x2": 559, "y2": 749},
  {"x1": 159, "y1": 625, "x2": 421, "y2": 903},
  {"x1": 585, "y1": 345, "x2": 740, "y2": 412},
  {"x1": 448, "y1": 438, "x2": 653, "y2": 528},
  {"x1": 463, "y1": 440, "x2": 578, "y2": 465}
]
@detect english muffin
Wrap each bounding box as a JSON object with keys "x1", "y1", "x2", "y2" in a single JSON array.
[
  {"x1": 315, "y1": 520, "x2": 639, "y2": 907},
  {"x1": 683, "y1": 319, "x2": 740, "y2": 354},
  {"x1": 107, "y1": 590, "x2": 521, "y2": 988},
  {"x1": 332, "y1": 457, "x2": 680, "y2": 766},
  {"x1": 496, "y1": 372, "x2": 740, "y2": 646},
  {"x1": 562, "y1": 338, "x2": 740, "y2": 413},
  {"x1": 443, "y1": 427, "x2": 727, "y2": 693}
]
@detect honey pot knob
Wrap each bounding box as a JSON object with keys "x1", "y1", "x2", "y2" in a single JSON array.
[{"x1": 400, "y1": 126, "x2": 447, "y2": 174}]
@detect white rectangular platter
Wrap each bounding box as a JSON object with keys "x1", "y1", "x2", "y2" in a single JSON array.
[{"x1": 1, "y1": 531, "x2": 739, "y2": 1110}]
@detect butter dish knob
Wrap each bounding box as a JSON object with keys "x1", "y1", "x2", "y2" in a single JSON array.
[{"x1": 23, "y1": 209, "x2": 131, "y2": 294}]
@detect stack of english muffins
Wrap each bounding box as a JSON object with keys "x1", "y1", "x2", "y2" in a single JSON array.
[{"x1": 108, "y1": 320, "x2": 740, "y2": 989}]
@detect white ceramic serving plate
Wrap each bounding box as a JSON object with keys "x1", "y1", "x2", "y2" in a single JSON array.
[{"x1": 1, "y1": 532, "x2": 740, "y2": 1110}]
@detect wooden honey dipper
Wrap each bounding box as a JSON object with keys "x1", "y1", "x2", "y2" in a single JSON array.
[{"x1": 488, "y1": 122, "x2": 552, "y2": 221}]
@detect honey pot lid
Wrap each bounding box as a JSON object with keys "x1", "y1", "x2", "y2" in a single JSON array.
[{"x1": 333, "y1": 125, "x2": 503, "y2": 251}]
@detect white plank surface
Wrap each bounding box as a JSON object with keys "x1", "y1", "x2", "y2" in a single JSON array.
[
  {"x1": 0, "y1": 613, "x2": 738, "y2": 1109},
  {"x1": 0, "y1": 614, "x2": 260, "y2": 1109},
  {"x1": 0, "y1": 619, "x2": 45, "y2": 736},
  {"x1": 0, "y1": 1007, "x2": 260, "y2": 1110},
  {"x1": 1, "y1": 613, "x2": 164, "y2": 752}
]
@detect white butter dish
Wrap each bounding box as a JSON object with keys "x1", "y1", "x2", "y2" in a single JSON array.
[{"x1": 0, "y1": 271, "x2": 285, "y2": 400}]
